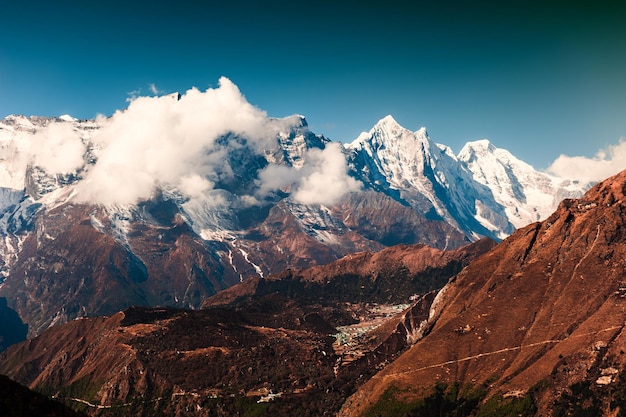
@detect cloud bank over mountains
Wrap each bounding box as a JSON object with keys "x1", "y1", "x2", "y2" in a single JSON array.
[
  {"x1": 28, "y1": 77, "x2": 361, "y2": 207},
  {"x1": 13, "y1": 76, "x2": 626, "y2": 205}
]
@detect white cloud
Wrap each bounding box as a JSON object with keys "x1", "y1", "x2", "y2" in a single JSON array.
[
  {"x1": 257, "y1": 143, "x2": 362, "y2": 205},
  {"x1": 76, "y1": 77, "x2": 278, "y2": 205},
  {"x1": 547, "y1": 139, "x2": 626, "y2": 183},
  {"x1": 178, "y1": 174, "x2": 213, "y2": 198},
  {"x1": 256, "y1": 164, "x2": 300, "y2": 196},
  {"x1": 31, "y1": 123, "x2": 86, "y2": 175},
  {"x1": 293, "y1": 143, "x2": 362, "y2": 205},
  {"x1": 5, "y1": 77, "x2": 360, "y2": 208}
]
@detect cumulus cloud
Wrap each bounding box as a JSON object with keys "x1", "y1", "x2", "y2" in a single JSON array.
[
  {"x1": 257, "y1": 143, "x2": 362, "y2": 205},
  {"x1": 547, "y1": 139, "x2": 626, "y2": 183},
  {"x1": 31, "y1": 123, "x2": 86, "y2": 175},
  {"x1": 76, "y1": 77, "x2": 279, "y2": 204},
  {"x1": 5, "y1": 76, "x2": 360, "y2": 208}
]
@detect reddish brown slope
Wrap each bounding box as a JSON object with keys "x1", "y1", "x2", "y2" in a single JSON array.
[
  {"x1": 341, "y1": 169, "x2": 626, "y2": 416},
  {"x1": 205, "y1": 237, "x2": 496, "y2": 308}
]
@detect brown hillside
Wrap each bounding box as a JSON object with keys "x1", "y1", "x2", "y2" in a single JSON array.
[
  {"x1": 340, "y1": 169, "x2": 626, "y2": 416},
  {"x1": 204, "y1": 237, "x2": 496, "y2": 307},
  {"x1": 0, "y1": 237, "x2": 494, "y2": 417}
]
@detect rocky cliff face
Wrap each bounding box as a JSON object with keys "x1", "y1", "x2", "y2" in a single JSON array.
[{"x1": 340, "y1": 168, "x2": 626, "y2": 416}]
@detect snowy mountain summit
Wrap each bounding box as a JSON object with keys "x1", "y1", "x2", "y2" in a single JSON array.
[
  {"x1": 345, "y1": 115, "x2": 587, "y2": 240},
  {"x1": 458, "y1": 139, "x2": 585, "y2": 228}
]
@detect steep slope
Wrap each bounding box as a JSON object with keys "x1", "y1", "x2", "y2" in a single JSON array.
[
  {"x1": 0, "y1": 239, "x2": 494, "y2": 417},
  {"x1": 459, "y1": 139, "x2": 586, "y2": 228},
  {"x1": 0, "y1": 114, "x2": 471, "y2": 336},
  {"x1": 0, "y1": 108, "x2": 589, "y2": 338},
  {"x1": 346, "y1": 116, "x2": 588, "y2": 240},
  {"x1": 205, "y1": 237, "x2": 496, "y2": 307},
  {"x1": 347, "y1": 116, "x2": 512, "y2": 240},
  {"x1": 340, "y1": 168, "x2": 626, "y2": 417},
  {"x1": 0, "y1": 201, "x2": 235, "y2": 336}
]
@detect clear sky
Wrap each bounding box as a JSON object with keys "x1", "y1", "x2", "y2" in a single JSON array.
[{"x1": 1, "y1": 0, "x2": 625, "y2": 169}]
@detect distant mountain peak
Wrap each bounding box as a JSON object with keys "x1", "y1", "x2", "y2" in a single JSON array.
[
  {"x1": 373, "y1": 115, "x2": 428, "y2": 138},
  {"x1": 350, "y1": 115, "x2": 429, "y2": 151},
  {"x1": 377, "y1": 114, "x2": 402, "y2": 128},
  {"x1": 459, "y1": 139, "x2": 519, "y2": 165},
  {"x1": 460, "y1": 139, "x2": 495, "y2": 154},
  {"x1": 58, "y1": 114, "x2": 77, "y2": 122}
]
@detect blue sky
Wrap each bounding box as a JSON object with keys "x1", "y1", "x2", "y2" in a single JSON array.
[{"x1": 1, "y1": 0, "x2": 625, "y2": 169}]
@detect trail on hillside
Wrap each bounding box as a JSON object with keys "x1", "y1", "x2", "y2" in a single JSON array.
[{"x1": 378, "y1": 324, "x2": 624, "y2": 379}]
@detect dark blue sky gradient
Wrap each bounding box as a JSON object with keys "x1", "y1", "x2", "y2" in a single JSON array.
[{"x1": 1, "y1": 0, "x2": 625, "y2": 168}]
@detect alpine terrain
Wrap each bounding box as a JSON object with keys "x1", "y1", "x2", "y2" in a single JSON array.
[
  {"x1": 0, "y1": 167, "x2": 624, "y2": 416},
  {"x1": 0, "y1": 97, "x2": 587, "y2": 338}
]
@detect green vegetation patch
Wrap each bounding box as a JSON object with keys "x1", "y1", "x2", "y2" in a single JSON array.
[
  {"x1": 364, "y1": 382, "x2": 486, "y2": 417},
  {"x1": 60, "y1": 375, "x2": 104, "y2": 403},
  {"x1": 475, "y1": 394, "x2": 537, "y2": 417}
]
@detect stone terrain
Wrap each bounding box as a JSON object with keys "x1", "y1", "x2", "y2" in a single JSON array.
[
  {"x1": 0, "y1": 112, "x2": 585, "y2": 341},
  {"x1": 0, "y1": 168, "x2": 623, "y2": 416}
]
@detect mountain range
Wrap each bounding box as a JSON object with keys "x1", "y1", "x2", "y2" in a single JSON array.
[
  {"x1": 0, "y1": 110, "x2": 588, "y2": 337},
  {"x1": 1, "y1": 165, "x2": 624, "y2": 416}
]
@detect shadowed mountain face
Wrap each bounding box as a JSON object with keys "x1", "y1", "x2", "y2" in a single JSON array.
[
  {"x1": 340, "y1": 169, "x2": 626, "y2": 417},
  {"x1": 0, "y1": 240, "x2": 494, "y2": 417},
  {"x1": 0, "y1": 374, "x2": 86, "y2": 417},
  {"x1": 0, "y1": 297, "x2": 27, "y2": 351},
  {"x1": 204, "y1": 238, "x2": 496, "y2": 308},
  {"x1": 0, "y1": 161, "x2": 621, "y2": 416}
]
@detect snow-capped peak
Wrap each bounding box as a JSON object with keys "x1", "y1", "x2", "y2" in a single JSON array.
[
  {"x1": 346, "y1": 114, "x2": 478, "y2": 234},
  {"x1": 377, "y1": 114, "x2": 403, "y2": 130},
  {"x1": 1, "y1": 115, "x2": 36, "y2": 132},
  {"x1": 459, "y1": 139, "x2": 530, "y2": 170},
  {"x1": 458, "y1": 139, "x2": 496, "y2": 161},
  {"x1": 458, "y1": 139, "x2": 584, "y2": 229},
  {"x1": 350, "y1": 115, "x2": 429, "y2": 150},
  {"x1": 58, "y1": 114, "x2": 77, "y2": 122}
]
